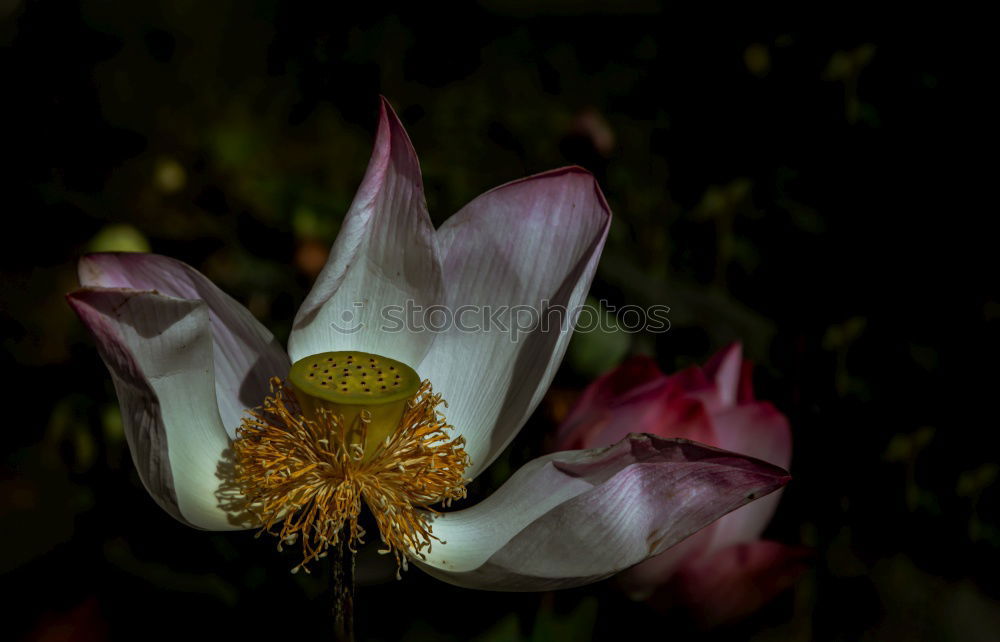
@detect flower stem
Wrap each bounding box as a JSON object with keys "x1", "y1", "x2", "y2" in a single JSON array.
[{"x1": 332, "y1": 536, "x2": 355, "y2": 642}]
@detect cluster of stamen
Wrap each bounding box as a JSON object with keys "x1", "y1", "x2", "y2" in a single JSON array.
[{"x1": 232, "y1": 374, "x2": 470, "y2": 575}]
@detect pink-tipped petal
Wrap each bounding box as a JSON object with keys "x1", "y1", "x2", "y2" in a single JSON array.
[
  {"x1": 658, "y1": 540, "x2": 812, "y2": 629},
  {"x1": 67, "y1": 288, "x2": 247, "y2": 531},
  {"x1": 556, "y1": 378, "x2": 668, "y2": 451},
  {"x1": 418, "y1": 167, "x2": 611, "y2": 479},
  {"x1": 78, "y1": 252, "x2": 289, "y2": 438},
  {"x1": 416, "y1": 434, "x2": 790, "y2": 591},
  {"x1": 587, "y1": 394, "x2": 719, "y2": 451},
  {"x1": 569, "y1": 356, "x2": 665, "y2": 419},
  {"x1": 711, "y1": 402, "x2": 792, "y2": 468},
  {"x1": 289, "y1": 97, "x2": 444, "y2": 366},
  {"x1": 556, "y1": 356, "x2": 663, "y2": 448},
  {"x1": 702, "y1": 342, "x2": 744, "y2": 407}
]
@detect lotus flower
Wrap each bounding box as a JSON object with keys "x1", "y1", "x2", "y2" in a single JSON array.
[
  {"x1": 66, "y1": 98, "x2": 790, "y2": 590},
  {"x1": 555, "y1": 344, "x2": 807, "y2": 620}
]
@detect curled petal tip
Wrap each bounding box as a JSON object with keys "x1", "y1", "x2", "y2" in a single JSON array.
[
  {"x1": 417, "y1": 434, "x2": 791, "y2": 590},
  {"x1": 504, "y1": 165, "x2": 613, "y2": 222}
]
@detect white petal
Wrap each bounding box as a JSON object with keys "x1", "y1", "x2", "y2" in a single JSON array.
[
  {"x1": 415, "y1": 434, "x2": 790, "y2": 590},
  {"x1": 418, "y1": 167, "x2": 611, "y2": 478},
  {"x1": 78, "y1": 252, "x2": 289, "y2": 438},
  {"x1": 68, "y1": 288, "x2": 248, "y2": 530},
  {"x1": 289, "y1": 98, "x2": 444, "y2": 366}
]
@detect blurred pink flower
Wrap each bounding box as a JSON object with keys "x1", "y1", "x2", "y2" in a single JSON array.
[{"x1": 555, "y1": 344, "x2": 808, "y2": 624}]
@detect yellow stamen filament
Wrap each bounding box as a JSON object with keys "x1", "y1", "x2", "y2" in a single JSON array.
[{"x1": 233, "y1": 376, "x2": 469, "y2": 575}]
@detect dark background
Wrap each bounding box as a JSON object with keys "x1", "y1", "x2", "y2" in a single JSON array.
[{"x1": 2, "y1": 2, "x2": 994, "y2": 640}]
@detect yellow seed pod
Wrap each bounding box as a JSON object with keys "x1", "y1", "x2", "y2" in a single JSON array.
[{"x1": 288, "y1": 351, "x2": 421, "y2": 460}]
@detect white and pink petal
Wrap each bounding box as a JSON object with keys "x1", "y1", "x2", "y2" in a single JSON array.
[
  {"x1": 67, "y1": 287, "x2": 249, "y2": 531},
  {"x1": 419, "y1": 167, "x2": 612, "y2": 478},
  {"x1": 416, "y1": 434, "x2": 790, "y2": 590},
  {"x1": 77, "y1": 252, "x2": 289, "y2": 438},
  {"x1": 289, "y1": 98, "x2": 445, "y2": 367}
]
